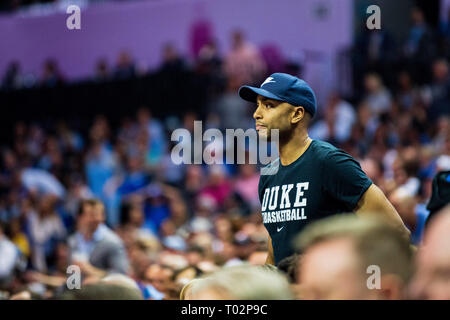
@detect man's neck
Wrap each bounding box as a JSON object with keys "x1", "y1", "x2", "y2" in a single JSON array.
[
  {"x1": 81, "y1": 231, "x2": 94, "y2": 241},
  {"x1": 80, "y1": 226, "x2": 101, "y2": 241},
  {"x1": 278, "y1": 130, "x2": 312, "y2": 166}
]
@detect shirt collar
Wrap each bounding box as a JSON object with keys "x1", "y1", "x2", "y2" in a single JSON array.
[{"x1": 77, "y1": 223, "x2": 108, "y2": 243}]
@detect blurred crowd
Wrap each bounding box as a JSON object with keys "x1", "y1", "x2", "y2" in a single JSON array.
[
  {"x1": 0, "y1": 7, "x2": 449, "y2": 300},
  {"x1": 0, "y1": 0, "x2": 124, "y2": 12},
  {"x1": 0, "y1": 0, "x2": 57, "y2": 12}
]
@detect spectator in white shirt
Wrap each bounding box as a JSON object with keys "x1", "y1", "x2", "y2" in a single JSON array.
[
  {"x1": 364, "y1": 73, "x2": 392, "y2": 115},
  {"x1": 0, "y1": 222, "x2": 19, "y2": 288}
]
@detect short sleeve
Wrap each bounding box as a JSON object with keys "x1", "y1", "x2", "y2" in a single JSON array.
[
  {"x1": 258, "y1": 176, "x2": 265, "y2": 205},
  {"x1": 107, "y1": 243, "x2": 129, "y2": 274},
  {"x1": 321, "y1": 150, "x2": 372, "y2": 211}
]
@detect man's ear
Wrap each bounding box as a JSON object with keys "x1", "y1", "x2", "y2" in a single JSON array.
[{"x1": 291, "y1": 106, "x2": 305, "y2": 124}]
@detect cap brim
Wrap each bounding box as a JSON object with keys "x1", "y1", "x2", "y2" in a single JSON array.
[{"x1": 238, "y1": 85, "x2": 284, "y2": 103}]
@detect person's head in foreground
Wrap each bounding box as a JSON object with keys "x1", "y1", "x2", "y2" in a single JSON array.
[
  {"x1": 295, "y1": 214, "x2": 413, "y2": 300},
  {"x1": 101, "y1": 273, "x2": 141, "y2": 291},
  {"x1": 57, "y1": 273, "x2": 142, "y2": 300},
  {"x1": 238, "y1": 72, "x2": 316, "y2": 141},
  {"x1": 181, "y1": 265, "x2": 293, "y2": 300},
  {"x1": 59, "y1": 283, "x2": 143, "y2": 300},
  {"x1": 410, "y1": 205, "x2": 450, "y2": 299}
]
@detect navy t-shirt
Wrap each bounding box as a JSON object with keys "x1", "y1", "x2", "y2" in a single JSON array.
[{"x1": 258, "y1": 140, "x2": 372, "y2": 265}]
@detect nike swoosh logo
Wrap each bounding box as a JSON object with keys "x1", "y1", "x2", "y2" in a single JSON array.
[
  {"x1": 261, "y1": 77, "x2": 276, "y2": 87},
  {"x1": 277, "y1": 226, "x2": 284, "y2": 232}
]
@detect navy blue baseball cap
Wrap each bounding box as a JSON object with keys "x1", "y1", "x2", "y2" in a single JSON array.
[{"x1": 238, "y1": 73, "x2": 317, "y2": 117}]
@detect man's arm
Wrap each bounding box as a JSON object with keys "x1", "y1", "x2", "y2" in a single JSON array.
[
  {"x1": 265, "y1": 235, "x2": 275, "y2": 265},
  {"x1": 355, "y1": 183, "x2": 411, "y2": 240},
  {"x1": 73, "y1": 260, "x2": 107, "y2": 278}
]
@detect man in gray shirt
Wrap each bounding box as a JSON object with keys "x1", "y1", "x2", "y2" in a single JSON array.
[{"x1": 68, "y1": 199, "x2": 129, "y2": 278}]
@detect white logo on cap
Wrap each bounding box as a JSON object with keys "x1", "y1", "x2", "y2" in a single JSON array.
[{"x1": 261, "y1": 77, "x2": 276, "y2": 87}]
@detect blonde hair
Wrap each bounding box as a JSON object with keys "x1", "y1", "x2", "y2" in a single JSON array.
[{"x1": 180, "y1": 279, "x2": 203, "y2": 300}]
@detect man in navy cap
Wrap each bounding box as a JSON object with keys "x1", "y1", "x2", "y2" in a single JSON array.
[{"x1": 239, "y1": 73, "x2": 410, "y2": 265}]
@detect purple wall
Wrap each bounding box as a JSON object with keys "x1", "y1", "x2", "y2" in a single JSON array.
[{"x1": 0, "y1": 0, "x2": 352, "y2": 99}]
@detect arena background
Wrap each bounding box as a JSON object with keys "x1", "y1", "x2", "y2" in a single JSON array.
[{"x1": 0, "y1": 0, "x2": 449, "y2": 300}]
